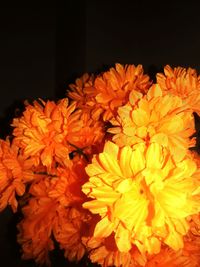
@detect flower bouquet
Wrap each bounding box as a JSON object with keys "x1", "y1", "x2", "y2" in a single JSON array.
[{"x1": 1, "y1": 63, "x2": 200, "y2": 266}]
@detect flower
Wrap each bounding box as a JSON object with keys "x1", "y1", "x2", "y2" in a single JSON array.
[
  {"x1": 83, "y1": 234, "x2": 145, "y2": 267},
  {"x1": 68, "y1": 73, "x2": 98, "y2": 115},
  {"x1": 145, "y1": 246, "x2": 199, "y2": 267},
  {"x1": 53, "y1": 206, "x2": 91, "y2": 262},
  {"x1": 11, "y1": 98, "x2": 82, "y2": 170},
  {"x1": 156, "y1": 65, "x2": 200, "y2": 115},
  {"x1": 17, "y1": 162, "x2": 91, "y2": 265},
  {"x1": 146, "y1": 214, "x2": 200, "y2": 267},
  {"x1": 94, "y1": 63, "x2": 152, "y2": 121},
  {"x1": 0, "y1": 138, "x2": 36, "y2": 212},
  {"x1": 108, "y1": 84, "x2": 196, "y2": 161},
  {"x1": 68, "y1": 63, "x2": 152, "y2": 121},
  {"x1": 82, "y1": 141, "x2": 200, "y2": 257},
  {"x1": 1, "y1": 63, "x2": 200, "y2": 267}
]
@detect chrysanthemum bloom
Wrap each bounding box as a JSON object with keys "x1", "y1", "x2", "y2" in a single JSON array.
[
  {"x1": 82, "y1": 141, "x2": 200, "y2": 258},
  {"x1": 11, "y1": 98, "x2": 84, "y2": 170},
  {"x1": 53, "y1": 206, "x2": 91, "y2": 262},
  {"x1": 145, "y1": 245, "x2": 200, "y2": 267},
  {"x1": 68, "y1": 73, "x2": 101, "y2": 117},
  {"x1": 0, "y1": 139, "x2": 36, "y2": 212},
  {"x1": 17, "y1": 191, "x2": 56, "y2": 266},
  {"x1": 68, "y1": 64, "x2": 152, "y2": 121},
  {"x1": 18, "y1": 163, "x2": 91, "y2": 266},
  {"x1": 67, "y1": 112, "x2": 105, "y2": 162},
  {"x1": 83, "y1": 234, "x2": 146, "y2": 267},
  {"x1": 108, "y1": 84, "x2": 195, "y2": 162},
  {"x1": 156, "y1": 65, "x2": 200, "y2": 115},
  {"x1": 94, "y1": 63, "x2": 152, "y2": 121},
  {"x1": 146, "y1": 215, "x2": 200, "y2": 267}
]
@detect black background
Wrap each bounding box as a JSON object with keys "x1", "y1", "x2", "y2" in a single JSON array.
[{"x1": 0, "y1": 1, "x2": 200, "y2": 266}]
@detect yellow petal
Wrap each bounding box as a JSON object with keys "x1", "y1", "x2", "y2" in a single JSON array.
[
  {"x1": 146, "y1": 143, "x2": 163, "y2": 169},
  {"x1": 119, "y1": 146, "x2": 133, "y2": 177},
  {"x1": 115, "y1": 223, "x2": 131, "y2": 252},
  {"x1": 94, "y1": 216, "x2": 114, "y2": 238},
  {"x1": 147, "y1": 84, "x2": 162, "y2": 100},
  {"x1": 82, "y1": 200, "x2": 107, "y2": 214},
  {"x1": 132, "y1": 109, "x2": 149, "y2": 127},
  {"x1": 130, "y1": 147, "x2": 145, "y2": 175}
]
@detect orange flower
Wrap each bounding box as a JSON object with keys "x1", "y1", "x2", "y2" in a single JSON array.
[
  {"x1": 17, "y1": 179, "x2": 57, "y2": 266},
  {"x1": 18, "y1": 168, "x2": 91, "y2": 265},
  {"x1": 156, "y1": 65, "x2": 200, "y2": 115},
  {"x1": 82, "y1": 141, "x2": 200, "y2": 257},
  {"x1": 47, "y1": 161, "x2": 88, "y2": 206},
  {"x1": 67, "y1": 112, "x2": 105, "y2": 161},
  {"x1": 53, "y1": 206, "x2": 91, "y2": 262},
  {"x1": 94, "y1": 63, "x2": 152, "y2": 121},
  {"x1": 146, "y1": 214, "x2": 200, "y2": 267},
  {"x1": 146, "y1": 245, "x2": 200, "y2": 267},
  {"x1": 68, "y1": 64, "x2": 151, "y2": 121},
  {"x1": 109, "y1": 84, "x2": 195, "y2": 162},
  {"x1": 0, "y1": 138, "x2": 36, "y2": 212},
  {"x1": 12, "y1": 98, "x2": 82, "y2": 170},
  {"x1": 68, "y1": 73, "x2": 99, "y2": 114},
  {"x1": 83, "y1": 234, "x2": 145, "y2": 267}
]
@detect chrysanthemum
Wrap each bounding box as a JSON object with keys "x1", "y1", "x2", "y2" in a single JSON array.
[
  {"x1": 146, "y1": 214, "x2": 200, "y2": 267},
  {"x1": 68, "y1": 112, "x2": 105, "y2": 162},
  {"x1": 108, "y1": 84, "x2": 195, "y2": 162},
  {"x1": 18, "y1": 166, "x2": 91, "y2": 265},
  {"x1": 11, "y1": 98, "x2": 83, "y2": 170},
  {"x1": 156, "y1": 65, "x2": 200, "y2": 115},
  {"x1": 17, "y1": 178, "x2": 57, "y2": 266},
  {"x1": 82, "y1": 141, "x2": 200, "y2": 257},
  {"x1": 146, "y1": 245, "x2": 199, "y2": 267},
  {"x1": 0, "y1": 138, "x2": 36, "y2": 212},
  {"x1": 53, "y1": 206, "x2": 91, "y2": 262},
  {"x1": 68, "y1": 64, "x2": 151, "y2": 121},
  {"x1": 83, "y1": 234, "x2": 145, "y2": 267},
  {"x1": 68, "y1": 73, "x2": 99, "y2": 116},
  {"x1": 47, "y1": 161, "x2": 88, "y2": 206},
  {"x1": 94, "y1": 63, "x2": 152, "y2": 121}
]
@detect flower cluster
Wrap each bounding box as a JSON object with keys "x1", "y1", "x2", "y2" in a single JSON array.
[{"x1": 1, "y1": 63, "x2": 200, "y2": 266}]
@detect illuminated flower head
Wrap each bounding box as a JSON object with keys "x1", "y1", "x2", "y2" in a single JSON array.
[
  {"x1": 1, "y1": 63, "x2": 200, "y2": 267},
  {"x1": 109, "y1": 84, "x2": 196, "y2": 162},
  {"x1": 83, "y1": 234, "x2": 145, "y2": 267},
  {"x1": 94, "y1": 63, "x2": 152, "y2": 121},
  {"x1": 68, "y1": 64, "x2": 152, "y2": 121},
  {"x1": 156, "y1": 65, "x2": 200, "y2": 115},
  {"x1": 0, "y1": 139, "x2": 35, "y2": 212},
  {"x1": 11, "y1": 98, "x2": 83, "y2": 170},
  {"x1": 68, "y1": 73, "x2": 97, "y2": 112},
  {"x1": 82, "y1": 141, "x2": 200, "y2": 257},
  {"x1": 18, "y1": 171, "x2": 91, "y2": 266}
]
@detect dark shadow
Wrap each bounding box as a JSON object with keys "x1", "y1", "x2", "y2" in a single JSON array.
[
  {"x1": 147, "y1": 64, "x2": 163, "y2": 83},
  {"x1": 0, "y1": 99, "x2": 26, "y2": 139},
  {"x1": 55, "y1": 2, "x2": 86, "y2": 100},
  {"x1": 192, "y1": 112, "x2": 200, "y2": 153}
]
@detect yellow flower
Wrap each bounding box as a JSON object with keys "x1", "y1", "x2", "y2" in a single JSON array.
[
  {"x1": 82, "y1": 141, "x2": 200, "y2": 256},
  {"x1": 109, "y1": 84, "x2": 195, "y2": 162},
  {"x1": 156, "y1": 65, "x2": 200, "y2": 115}
]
